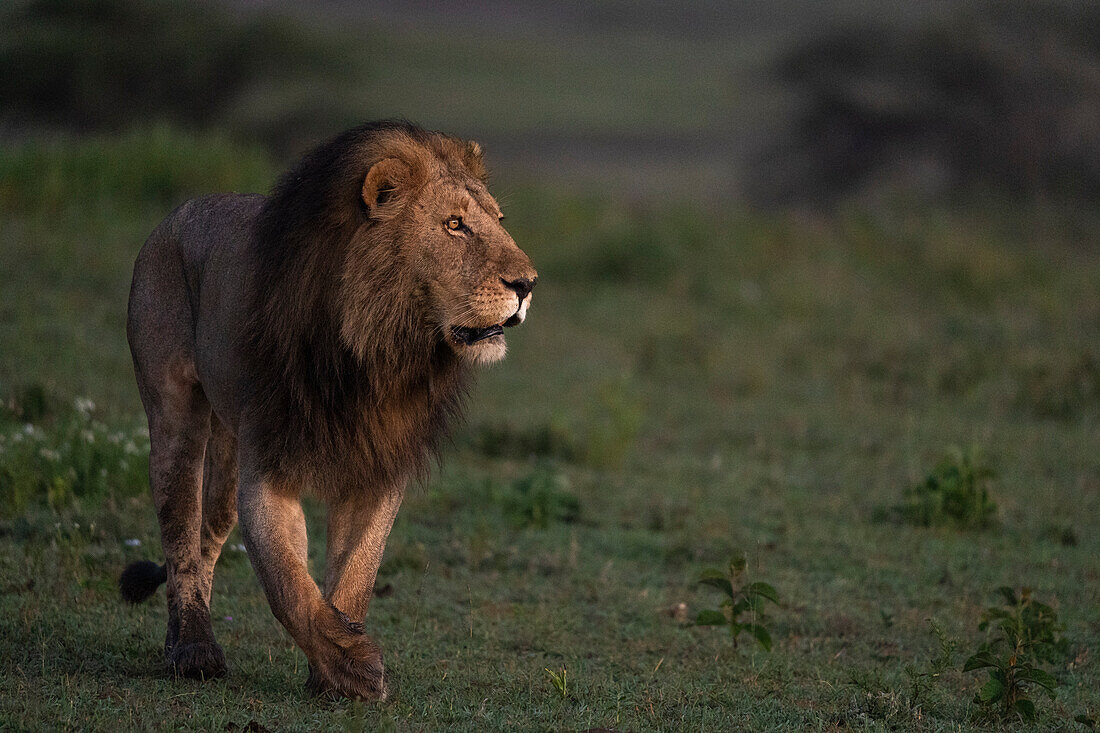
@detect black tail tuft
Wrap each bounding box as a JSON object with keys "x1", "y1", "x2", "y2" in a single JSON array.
[{"x1": 119, "y1": 560, "x2": 167, "y2": 604}]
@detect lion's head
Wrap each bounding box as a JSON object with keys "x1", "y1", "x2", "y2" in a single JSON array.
[
  {"x1": 248, "y1": 121, "x2": 535, "y2": 485},
  {"x1": 345, "y1": 128, "x2": 537, "y2": 366}
]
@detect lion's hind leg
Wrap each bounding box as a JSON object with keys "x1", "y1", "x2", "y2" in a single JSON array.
[
  {"x1": 143, "y1": 359, "x2": 227, "y2": 679},
  {"x1": 129, "y1": 227, "x2": 230, "y2": 680},
  {"x1": 198, "y1": 417, "x2": 238, "y2": 610}
]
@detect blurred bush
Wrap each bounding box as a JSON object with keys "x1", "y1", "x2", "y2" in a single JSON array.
[
  {"x1": 884, "y1": 446, "x2": 999, "y2": 530},
  {"x1": 0, "y1": 125, "x2": 274, "y2": 213},
  {"x1": 753, "y1": 2, "x2": 1100, "y2": 205},
  {"x1": 0, "y1": 0, "x2": 364, "y2": 153},
  {"x1": 467, "y1": 419, "x2": 580, "y2": 463},
  {"x1": 1015, "y1": 351, "x2": 1100, "y2": 420},
  {"x1": 464, "y1": 378, "x2": 642, "y2": 469}
]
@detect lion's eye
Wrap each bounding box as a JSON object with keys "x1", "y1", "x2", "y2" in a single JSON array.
[{"x1": 445, "y1": 216, "x2": 463, "y2": 231}]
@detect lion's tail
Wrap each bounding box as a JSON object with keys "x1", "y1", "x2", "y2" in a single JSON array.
[{"x1": 119, "y1": 560, "x2": 168, "y2": 604}]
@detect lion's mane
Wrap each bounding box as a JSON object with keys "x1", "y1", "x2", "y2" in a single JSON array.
[{"x1": 243, "y1": 120, "x2": 479, "y2": 495}]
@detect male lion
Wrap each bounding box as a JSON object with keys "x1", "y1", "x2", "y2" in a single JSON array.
[{"x1": 118, "y1": 120, "x2": 536, "y2": 699}]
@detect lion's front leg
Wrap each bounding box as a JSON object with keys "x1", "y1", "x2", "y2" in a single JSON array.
[
  {"x1": 323, "y1": 484, "x2": 405, "y2": 623},
  {"x1": 237, "y1": 460, "x2": 387, "y2": 701}
]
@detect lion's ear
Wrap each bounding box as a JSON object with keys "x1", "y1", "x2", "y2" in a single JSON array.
[
  {"x1": 362, "y1": 157, "x2": 413, "y2": 218},
  {"x1": 463, "y1": 140, "x2": 488, "y2": 181}
]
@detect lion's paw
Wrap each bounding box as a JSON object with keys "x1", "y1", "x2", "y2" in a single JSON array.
[
  {"x1": 167, "y1": 640, "x2": 228, "y2": 680},
  {"x1": 304, "y1": 606, "x2": 387, "y2": 701}
]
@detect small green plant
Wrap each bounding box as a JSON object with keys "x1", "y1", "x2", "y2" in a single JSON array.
[
  {"x1": 963, "y1": 587, "x2": 1068, "y2": 721},
  {"x1": 544, "y1": 667, "x2": 569, "y2": 699},
  {"x1": 694, "y1": 554, "x2": 779, "y2": 650},
  {"x1": 893, "y1": 446, "x2": 998, "y2": 528},
  {"x1": 903, "y1": 618, "x2": 959, "y2": 713}
]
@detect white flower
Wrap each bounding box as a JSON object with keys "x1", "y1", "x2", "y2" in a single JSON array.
[
  {"x1": 124, "y1": 538, "x2": 141, "y2": 547},
  {"x1": 74, "y1": 397, "x2": 96, "y2": 415}
]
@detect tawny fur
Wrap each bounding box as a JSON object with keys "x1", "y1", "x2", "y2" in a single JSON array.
[{"x1": 122, "y1": 120, "x2": 536, "y2": 699}]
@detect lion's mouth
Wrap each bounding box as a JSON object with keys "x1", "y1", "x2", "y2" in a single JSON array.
[
  {"x1": 451, "y1": 303, "x2": 526, "y2": 346},
  {"x1": 451, "y1": 324, "x2": 505, "y2": 345}
]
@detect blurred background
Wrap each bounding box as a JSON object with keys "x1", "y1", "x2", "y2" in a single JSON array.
[
  {"x1": 1, "y1": 1, "x2": 1098, "y2": 728},
  {"x1": 4, "y1": 0, "x2": 1098, "y2": 204}
]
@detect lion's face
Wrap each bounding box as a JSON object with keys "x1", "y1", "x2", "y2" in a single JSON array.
[
  {"x1": 353, "y1": 143, "x2": 537, "y2": 367},
  {"x1": 409, "y1": 177, "x2": 536, "y2": 364}
]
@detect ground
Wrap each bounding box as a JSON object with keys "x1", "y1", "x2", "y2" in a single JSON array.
[{"x1": 0, "y1": 130, "x2": 1097, "y2": 731}]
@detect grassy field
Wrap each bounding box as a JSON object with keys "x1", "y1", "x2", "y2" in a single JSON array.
[{"x1": 1, "y1": 129, "x2": 1098, "y2": 731}]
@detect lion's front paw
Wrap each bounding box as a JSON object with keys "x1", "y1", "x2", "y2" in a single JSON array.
[
  {"x1": 304, "y1": 605, "x2": 387, "y2": 701},
  {"x1": 167, "y1": 640, "x2": 228, "y2": 680}
]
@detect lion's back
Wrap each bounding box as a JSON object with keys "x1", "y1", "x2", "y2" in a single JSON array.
[
  {"x1": 172, "y1": 193, "x2": 267, "y2": 274},
  {"x1": 132, "y1": 193, "x2": 266, "y2": 292}
]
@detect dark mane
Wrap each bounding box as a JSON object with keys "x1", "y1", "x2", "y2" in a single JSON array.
[{"x1": 243, "y1": 120, "x2": 470, "y2": 494}]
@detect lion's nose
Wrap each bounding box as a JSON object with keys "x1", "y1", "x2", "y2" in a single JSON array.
[{"x1": 502, "y1": 277, "x2": 536, "y2": 301}]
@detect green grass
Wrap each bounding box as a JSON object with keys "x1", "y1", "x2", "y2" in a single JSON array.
[{"x1": 1, "y1": 129, "x2": 1098, "y2": 730}]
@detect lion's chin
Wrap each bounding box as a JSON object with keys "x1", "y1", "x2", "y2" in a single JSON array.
[{"x1": 452, "y1": 334, "x2": 507, "y2": 365}]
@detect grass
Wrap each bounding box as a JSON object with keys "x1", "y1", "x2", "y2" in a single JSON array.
[{"x1": 1, "y1": 129, "x2": 1098, "y2": 730}]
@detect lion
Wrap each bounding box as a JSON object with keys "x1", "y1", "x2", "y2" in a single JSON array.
[{"x1": 118, "y1": 120, "x2": 537, "y2": 699}]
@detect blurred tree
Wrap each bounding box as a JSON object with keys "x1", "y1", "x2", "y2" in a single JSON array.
[
  {"x1": 752, "y1": 2, "x2": 1100, "y2": 205},
  {"x1": 0, "y1": 0, "x2": 363, "y2": 153}
]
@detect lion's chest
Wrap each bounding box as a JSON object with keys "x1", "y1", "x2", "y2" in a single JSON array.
[{"x1": 345, "y1": 377, "x2": 452, "y2": 487}]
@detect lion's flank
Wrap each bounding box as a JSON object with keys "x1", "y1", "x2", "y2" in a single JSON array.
[{"x1": 243, "y1": 120, "x2": 483, "y2": 496}]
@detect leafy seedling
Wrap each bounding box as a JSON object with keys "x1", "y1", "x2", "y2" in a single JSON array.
[
  {"x1": 694, "y1": 554, "x2": 779, "y2": 651},
  {"x1": 963, "y1": 587, "x2": 1069, "y2": 721}
]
